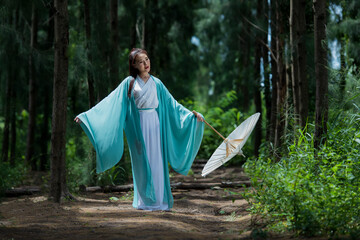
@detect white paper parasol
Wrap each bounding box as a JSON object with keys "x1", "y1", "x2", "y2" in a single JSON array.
[{"x1": 201, "y1": 113, "x2": 260, "y2": 177}]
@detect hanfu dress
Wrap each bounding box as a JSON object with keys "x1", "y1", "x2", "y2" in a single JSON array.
[{"x1": 76, "y1": 75, "x2": 204, "y2": 210}]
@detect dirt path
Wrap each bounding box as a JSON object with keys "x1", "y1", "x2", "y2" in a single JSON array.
[{"x1": 0, "y1": 163, "x2": 293, "y2": 240}]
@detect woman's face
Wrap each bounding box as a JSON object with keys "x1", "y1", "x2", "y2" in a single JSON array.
[{"x1": 133, "y1": 53, "x2": 150, "y2": 74}]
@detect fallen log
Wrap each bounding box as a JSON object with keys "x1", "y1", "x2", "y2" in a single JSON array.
[
  {"x1": 171, "y1": 181, "x2": 251, "y2": 189},
  {"x1": 5, "y1": 186, "x2": 41, "y2": 197},
  {"x1": 79, "y1": 184, "x2": 134, "y2": 193},
  {"x1": 79, "y1": 181, "x2": 251, "y2": 193}
]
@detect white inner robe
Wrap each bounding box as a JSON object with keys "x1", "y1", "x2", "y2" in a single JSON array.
[{"x1": 133, "y1": 75, "x2": 168, "y2": 211}]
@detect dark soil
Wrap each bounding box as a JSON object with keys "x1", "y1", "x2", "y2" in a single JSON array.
[{"x1": 0, "y1": 165, "x2": 323, "y2": 240}]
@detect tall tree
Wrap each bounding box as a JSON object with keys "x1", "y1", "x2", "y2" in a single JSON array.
[
  {"x1": 50, "y1": 0, "x2": 72, "y2": 202},
  {"x1": 313, "y1": 0, "x2": 328, "y2": 149},
  {"x1": 274, "y1": 0, "x2": 288, "y2": 149},
  {"x1": 290, "y1": 0, "x2": 300, "y2": 124},
  {"x1": 40, "y1": 0, "x2": 55, "y2": 171},
  {"x1": 26, "y1": 3, "x2": 38, "y2": 170},
  {"x1": 297, "y1": 0, "x2": 308, "y2": 127},
  {"x1": 263, "y1": 0, "x2": 271, "y2": 141},
  {"x1": 253, "y1": 0, "x2": 265, "y2": 156},
  {"x1": 290, "y1": 0, "x2": 308, "y2": 127},
  {"x1": 84, "y1": 0, "x2": 95, "y2": 108},
  {"x1": 269, "y1": 0, "x2": 278, "y2": 144},
  {"x1": 1, "y1": 5, "x2": 18, "y2": 163},
  {"x1": 1, "y1": 61, "x2": 12, "y2": 163},
  {"x1": 109, "y1": 0, "x2": 119, "y2": 89}
]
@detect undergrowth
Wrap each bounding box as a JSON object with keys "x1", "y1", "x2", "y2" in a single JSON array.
[{"x1": 243, "y1": 105, "x2": 360, "y2": 238}]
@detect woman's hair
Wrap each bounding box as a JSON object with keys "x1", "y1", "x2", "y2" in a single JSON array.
[{"x1": 128, "y1": 48, "x2": 149, "y2": 79}]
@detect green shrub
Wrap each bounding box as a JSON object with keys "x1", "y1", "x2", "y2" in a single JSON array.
[
  {"x1": 0, "y1": 161, "x2": 27, "y2": 197},
  {"x1": 66, "y1": 135, "x2": 130, "y2": 192},
  {"x1": 243, "y1": 111, "x2": 360, "y2": 238},
  {"x1": 180, "y1": 90, "x2": 253, "y2": 165}
]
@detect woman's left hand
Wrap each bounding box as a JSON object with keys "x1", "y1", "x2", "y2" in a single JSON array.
[{"x1": 192, "y1": 110, "x2": 204, "y2": 122}]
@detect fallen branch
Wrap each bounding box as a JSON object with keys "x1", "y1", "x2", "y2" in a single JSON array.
[
  {"x1": 5, "y1": 186, "x2": 41, "y2": 197},
  {"x1": 79, "y1": 181, "x2": 251, "y2": 193}
]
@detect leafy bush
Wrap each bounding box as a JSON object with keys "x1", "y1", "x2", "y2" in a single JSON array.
[
  {"x1": 243, "y1": 110, "x2": 360, "y2": 238},
  {"x1": 180, "y1": 90, "x2": 253, "y2": 164},
  {"x1": 0, "y1": 161, "x2": 27, "y2": 197},
  {"x1": 66, "y1": 135, "x2": 130, "y2": 192}
]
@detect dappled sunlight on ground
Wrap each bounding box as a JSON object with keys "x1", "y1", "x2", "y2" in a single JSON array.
[{"x1": 0, "y1": 166, "x2": 324, "y2": 239}]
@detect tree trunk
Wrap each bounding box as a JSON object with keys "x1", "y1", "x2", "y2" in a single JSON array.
[
  {"x1": 290, "y1": 0, "x2": 300, "y2": 125},
  {"x1": 109, "y1": 0, "x2": 119, "y2": 90},
  {"x1": 297, "y1": 0, "x2": 308, "y2": 127},
  {"x1": 95, "y1": 1, "x2": 109, "y2": 101},
  {"x1": 84, "y1": 0, "x2": 95, "y2": 108},
  {"x1": 40, "y1": 0, "x2": 55, "y2": 171},
  {"x1": 130, "y1": 23, "x2": 137, "y2": 49},
  {"x1": 50, "y1": 0, "x2": 72, "y2": 202},
  {"x1": 148, "y1": 0, "x2": 158, "y2": 63},
  {"x1": 274, "y1": 0, "x2": 287, "y2": 149},
  {"x1": 269, "y1": 0, "x2": 278, "y2": 145},
  {"x1": 26, "y1": 4, "x2": 38, "y2": 170},
  {"x1": 10, "y1": 89, "x2": 16, "y2": 166},
  {"x1": 313, "y1": 0, "x2": 328, "y2": 149},
  {"x1": 1, "y1": 64, "x2": 12, "y2": 163},
  {"x1": 253, "y1": 0, "x2": 264, "y2": 156},
  {"x1": 40, "y1": 91, "x2": 51, "y2": 171},
  {"x1": 239, "y1": 24, "x2": 250, "y2": 112},
  {"x1": 263, "y1": 0, "x2": 271, "y2": 141}
]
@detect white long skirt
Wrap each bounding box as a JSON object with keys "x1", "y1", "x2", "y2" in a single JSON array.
[{"x1": 136, "y1": 109, "x2": 169, "y2": 211}]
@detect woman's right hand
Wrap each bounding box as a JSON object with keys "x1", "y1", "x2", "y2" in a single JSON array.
[{"x1": 74, "y1": 117, "x2": 82, "y2": 124}]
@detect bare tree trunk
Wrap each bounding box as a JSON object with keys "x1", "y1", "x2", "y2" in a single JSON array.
[
  {"x1": 269, "y1": 0, "x2": 278, "y2": 145},
  {"x1": 40, "y1": 92, "x2": 51, "y2": 171},
  {"x1": 130, "y1": 23, "x2": 137, "y2": 49},
  {"x1": 1, "y1": 64, "x2": 12, "y2": 163},
  {"x1": 84, "y1": 0, "x2": 95, "y2": 107},
  {"x1": 109, "y1": 0, "x2": 119, "y2": 90},
  {"x1": 313, "y1": 0, "x2": 328, "y2": 149},
  {"x1": 297, "y1": 0, "x2": 308, "y2": 127},
  {"x1": 83, "y1": 0, "x2": 97, "y2": 181},
  {"x1": 253, "y1": 0, "x2": 264, "y2": 156},
  {"x1": 148, "y1": 0, "x2": 158, "y2": 62},
  {"x1": 290, "y1": 0, "x2": 300, "y2": 124},
  {"x1": 239, "y1": 24, "x2": 250, "y2": 112},
  {"x1": 10, "y1": 87, "x2": 16, "y2": 166},
  {"x1": 26, "y1": 4, "x2": 38, "y2": 170},
  {"x1": 50, "y1": 0, "x2": 72, "y2": 202},
  {"x1": 40, "y1": 0, "x2": 55, "y2": 171},
  {"x1": 274, "y1": 0, "x2": 287, "y2": 149},
  {"x1": 263, "y1": 0, "x2": 271, "y2": 141}
]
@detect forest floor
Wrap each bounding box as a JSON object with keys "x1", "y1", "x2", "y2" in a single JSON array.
[{"x1": 0, "y1": 161, "x2": 325, "y2": 240}]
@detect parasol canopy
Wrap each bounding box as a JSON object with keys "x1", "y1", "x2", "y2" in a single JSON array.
[{"x1": 201, "y1": 113, "x2": 260, "y2": 177}]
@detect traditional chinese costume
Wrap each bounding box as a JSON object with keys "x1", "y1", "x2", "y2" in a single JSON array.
[{"x1": 76, "y1": 75, "x2": 204, "y2": 210}]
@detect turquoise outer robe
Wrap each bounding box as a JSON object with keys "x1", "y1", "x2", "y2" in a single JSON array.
[{"x1": 77, "y1": 76, "x2": 204, "y2": 208}]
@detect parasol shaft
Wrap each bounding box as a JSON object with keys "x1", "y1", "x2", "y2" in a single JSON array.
[
  {"x1": 204, "y1": 120, "x2": 227, "y2": 141},
  {"x1": 204, "y1": 120, "x2": 238, "y2": 149}
]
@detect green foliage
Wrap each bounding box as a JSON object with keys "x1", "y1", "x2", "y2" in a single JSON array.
[
  {"x1": 180, "y1": 90, "x2": 253, "y2": 164},
  {"x1": 120, "y1": 190, "x2": 134, "y2": 201},
  {"x1": 0, "y1": 161, "x2": 27, "y2": 197},
  {"x1": 94, "y1": 164, "x2": 126, "y2": 187},
  {"x1": 66, "y1": 135, "x2": 130, "y2": 192},
  {"x1": 243, "y1": 109, "x2": 360, "y2": 238}
]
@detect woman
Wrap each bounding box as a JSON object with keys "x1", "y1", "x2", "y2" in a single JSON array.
[{"x1": 75, "y1": 48, "x2": 204, "y2": 211}]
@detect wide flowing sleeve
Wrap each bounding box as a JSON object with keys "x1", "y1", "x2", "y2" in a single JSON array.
[
  {"x1": 156, "y1": 79, "x2": 204, "y2": 175},
  {"x1": 76, "y1": 77, "x2": 130, "y2": 173}
]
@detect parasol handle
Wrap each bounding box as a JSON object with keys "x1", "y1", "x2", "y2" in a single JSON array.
[{"x1": 203, "y1": 120, "x2": 227, "y2": 141}]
